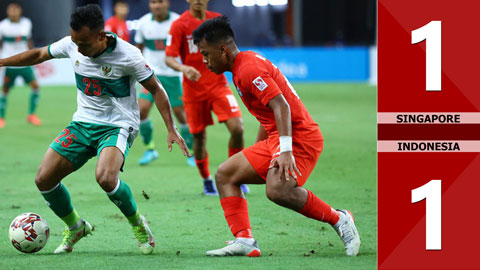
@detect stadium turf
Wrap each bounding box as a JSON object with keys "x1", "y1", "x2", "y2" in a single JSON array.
[{"x1": 0, "y1": 83, "x2": 376, "y2": 269}]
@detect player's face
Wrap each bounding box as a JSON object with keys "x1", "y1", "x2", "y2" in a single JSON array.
[
  {"x1": 114, "y1": 3, "x2": 130, "y2": 19},
  {"x1": 6, "y1": 4, "x2": 21, "y2": 21},
  {"x1": 71, "y1": 27, "x2": 106, "y2": 57},
  {"x1": 198, "y1": 39, "x2": 226, "y2": 74},
  {"x1": 186, "y1": 0, "x2": 209, "y2": 12},
  {"x1": 149, "y1": 0, "x2": 169, "y2": 17}
]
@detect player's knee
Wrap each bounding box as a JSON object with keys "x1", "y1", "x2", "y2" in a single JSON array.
[
  {"x1": 34, "y1": 169, "x2": 46, "y2": 190},
  {"x1": 215, "y1": 163, "x2": 229, "y2": 187},
  {"x1": 95, "y1": 168, "x2": 118, "y2": 191},
  {"x1": 266, "y1": 185, "x2": 284, "y2": 204}
]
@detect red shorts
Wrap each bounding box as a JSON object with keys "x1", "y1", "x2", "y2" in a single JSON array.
[
  {"x1": 184, "y1": 86, "x2": 242, "y2": 134},
  {"x1": 243, "y1": 132, "x2": 323, "y2": 186}
]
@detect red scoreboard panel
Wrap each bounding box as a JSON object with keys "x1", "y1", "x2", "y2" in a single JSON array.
[{"x1": 378, "y1": 0, "x2": 480, "y2": 269}]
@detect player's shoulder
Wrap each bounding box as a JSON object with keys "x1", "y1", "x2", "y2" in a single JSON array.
[
  {"x1": 20, "y1": 17, "x2": 32, "y2": 24},
  {"x1": 206, "y1": 10, "x2": 222, "y2": 18},
  {"x1": 138, "y1": 13, "x2": 152, "y2": 23},
  {"x1": 105, "y1": 16, "x2": 116, "y2": 25},
  {"x1": 170, "y1": 11, "x2": 189, "y2": 30},
  {"x1": 237, "y1": 52, "x2": 267, "y2": 71},
  {"x1": 117, "y1": 37, "x2": 143, "y2": 60},
  {"x1": 0, "y1": 18, "x2": 7, "y2": 26},
  {"x1": 55, "y1": 35, "x2": 74, "y2": 45},
  {"x1": 169, "y1": 11, "x2": 180, "y2": 20}
]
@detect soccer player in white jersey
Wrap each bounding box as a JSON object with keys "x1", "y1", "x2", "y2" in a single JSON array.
[
  {"x1": 0, "y1": 2, "x2": 41, "y2": 128},
  {"x1": 135, "y1": 0, "x2": 195, "y2": 166},
  {"x1": 0, "y1": 4, "x2": 190, "y2": 254}
]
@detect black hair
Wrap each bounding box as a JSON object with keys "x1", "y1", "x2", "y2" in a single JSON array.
[
  {"x1": 114, "y1": 0, "x2": 128, "y2": 6},
  {"x1": 7, "y1": 2, "x2": 21, "y2": 8},
  {"x1": 193, "y1": 16, "x2": 235, "y2": 45},
  {"x1": 70, "y1": 4, "x2": 104, "y2": 32}
]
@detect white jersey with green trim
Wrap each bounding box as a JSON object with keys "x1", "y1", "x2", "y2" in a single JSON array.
[
  {"x1": 48, "y1": 33, "x2": 154, "y2": 133},
  {"x1": 134, "y1": 12, "x2": 180, "y2": 77},
  {"x1": 0, "y1": 17, "x2": 32, "y2": 59}
]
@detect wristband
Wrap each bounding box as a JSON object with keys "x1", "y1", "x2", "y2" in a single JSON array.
[{"x1": 279, "y1": 136, "x2": 292, "y2": 153}]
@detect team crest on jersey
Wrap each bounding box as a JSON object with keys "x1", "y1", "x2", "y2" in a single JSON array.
[
  {"x1": 101, "y1": 64, "x2": 113, "y2": 76},
  {"x1": 75, "y1": 60, "x2": 80, "y2": 67},
  {"x1": 253, "y1": 76, "x2": 268, "y2": 91}
]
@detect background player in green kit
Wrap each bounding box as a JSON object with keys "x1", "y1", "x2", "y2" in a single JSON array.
[
  {"x1": 135, "y1": 0, "x2": 194, "y2": 166},
  {"x1": 0, "y1": 2, "x2": 42, "y2": 128},
  {"x1": 0, "y1": 4, "x2": 190, "y2": 254}
]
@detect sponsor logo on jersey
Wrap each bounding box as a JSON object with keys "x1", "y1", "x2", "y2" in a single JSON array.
[
  {"x1": 101, "y1": 64, "x2": 113, "y2": 76},
  {"x1": 253, "y1": 76, "x2": 268, "y2": 91}
]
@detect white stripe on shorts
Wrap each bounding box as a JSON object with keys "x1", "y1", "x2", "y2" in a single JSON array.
[{"x1": 116, "y1": 128, "x2": 129, "y2": 155}]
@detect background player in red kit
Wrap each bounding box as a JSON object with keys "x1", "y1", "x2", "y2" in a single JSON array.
[
  {"x1": 193, "y1": 16, "x2": 361, "y2": 257},
  {"x1": 165, "y1": 0, "x2": 248, "y2": 195},
  {"x1": 105, "y1": 0, "x2": 130, "y2": 42}
]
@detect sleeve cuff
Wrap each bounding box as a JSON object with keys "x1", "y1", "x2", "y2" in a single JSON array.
[
  {"x1": 47, "y1": 44, "x2": 54, "y2": 58},
  {"x1": 139, "y1": 72, "x2": 155, "y2": 84}
]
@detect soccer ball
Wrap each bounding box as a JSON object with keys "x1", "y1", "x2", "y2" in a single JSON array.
[{"x1": 8, "y1": 213, "x2": 50, "y2": 253}]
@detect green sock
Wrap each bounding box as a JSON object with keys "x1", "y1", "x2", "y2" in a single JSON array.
[
  {"x1": 179, "y1": 124, "x2": 193, "y2": 150},
  {"x1": 29, "y1": 90, "x2": 39, "y2": 114},
  {"x1": 107, "y1": 179, "x2": 140, "y2": 225},
  {"x1": 140, "y1": 119, "x2": 154, "y2": 149},
  {"x1": 0, "y1": 93, "x2": 7, "y2": 118},
  {"x1": 41, "y1": 183, "x2": 79, "y2": 227},
  {"x1": 127, "y1": 210, "x2": 141, "y2": 226},
  {"x1": 62, "y1": 210, "x2": 82, "y2": 229}
]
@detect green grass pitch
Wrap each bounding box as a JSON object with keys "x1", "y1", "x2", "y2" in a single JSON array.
[{"x1": 0, "y1": 83, "x2": 376, "y2": 269}]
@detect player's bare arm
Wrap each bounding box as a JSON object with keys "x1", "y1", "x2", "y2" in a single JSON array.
[
  {"x1": 0, "y1": 46, "x2": 51, "y2": 67},
  {"x1": 140, "y1": 75, "x2": 191, "y2": 157},
  {"x1": 136, "y1": 43, "x2": 145, "y2": 52},
  {"x1": 27, "y1": 38, "x2": 34, "y2": 50},
  {"x1": 165, "y1": 56, "x2": 201, "y2": 81},
  {"x1": 267, "y1": 94, "x2": 302, "y2": 182}
]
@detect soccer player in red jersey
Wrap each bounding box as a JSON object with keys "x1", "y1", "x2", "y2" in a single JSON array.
[
  {"x1": 192, "y1": 16, "x2": 361, "y2": 257},
  {"x1": 105, "y1": 1, "x2": 130, "y2": 42},
  {"x1": 165, "y1": 0, "x2": 248, "y2": 196}
]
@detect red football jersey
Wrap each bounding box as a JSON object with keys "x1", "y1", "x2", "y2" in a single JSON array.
[
  {"x1": 166, "y1": 10, "x2": 229, "y2": 102},
  {"x1": 232, "y1": 51, "x2": 322, "y2": 138},
  {"x1": 105, "y1": 16, "x2": 130, "y2": 42}
]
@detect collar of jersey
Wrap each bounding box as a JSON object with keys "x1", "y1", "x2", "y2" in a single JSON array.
[
  {"x1": 151, "y1": 12, "x2": 170, "y2": 22},
  {"x1": 93, "y1": 31, "x2": 117, "y2": 58}
]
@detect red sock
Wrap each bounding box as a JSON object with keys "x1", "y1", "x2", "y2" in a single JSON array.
[
  {"x1": 220, "y1": 196, "x2": 253, "y2": 238},
  {"x1": 195, "y1": 155, "x2": 211, "y2": 179},
  {"x1": 228, "y1": 147, "x2": 244, "y2": 157},
  {"x1": 298, "y1": 189, "x2": 340, "y2": 226}
]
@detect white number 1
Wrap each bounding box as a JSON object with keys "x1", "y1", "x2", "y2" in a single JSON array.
[
  {"x1": 411, "y1": 21, "x2": 442, "y2": 91},
  {"x1": 411, "y1": 180, "x2": 442, "y2": 250}
]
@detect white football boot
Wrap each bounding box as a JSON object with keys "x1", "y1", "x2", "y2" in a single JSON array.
[
  {"x1": 206, "y1": 238, "x2": 261, "y2": 257},
  {"x1": 334, "y1": 210, "x2": 361, "y2": 256}
]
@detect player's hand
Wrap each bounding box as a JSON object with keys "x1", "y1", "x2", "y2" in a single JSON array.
[
  {"x1": 181, "y1": 65, "x2": 201, "y2": 81},
  {"x1": 270, "y1": 151, "x2": 302, "y2": 182},
  {"x1": 167, "y1": 129, "x2": 192, "y2": 157}
]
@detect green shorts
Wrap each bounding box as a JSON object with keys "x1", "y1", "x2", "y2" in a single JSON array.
[
  {"x1": 139, "y1": 75, "x2": 183, "y2": 107},
  {"x1": 3, "y1": 67, "x2": 36, "y2": 88},
  {"x1": 49, "y1": 121, "x2": 134, "y2": 170}
]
